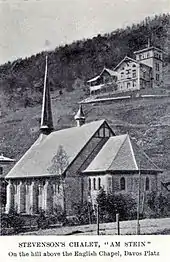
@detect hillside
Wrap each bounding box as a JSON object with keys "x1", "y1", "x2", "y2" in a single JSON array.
[
  {"x1": 0, "y1": 13, "x2": 170, "y2": 112},
  {"x1": 0, "y1": 89, "x2": 170, "y2": 176},
  {"x1": 0, "y1": 13, "x2": 170, "y2": 175}
]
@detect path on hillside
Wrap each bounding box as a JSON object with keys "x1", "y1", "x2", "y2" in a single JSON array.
[{"x1": 20, "y1": 217, "x2": 170, "y2": 235}]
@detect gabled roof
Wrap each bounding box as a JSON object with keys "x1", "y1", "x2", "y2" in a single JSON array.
[
  {"x1": 87, "y1": 67, "x2": 117, "y2": 83},
  {"x1": 114, "y1": 56, "x2": 138, "y2": 71},
  {"x1": 134, "y1": 46, "x2": 164, "y2": 54},
  {"x1": 83, "y1": 134, "x2": 161, "y2": 173},
  {"x1": 6, "y1": 120, "x2": 107, "y2": 179}
]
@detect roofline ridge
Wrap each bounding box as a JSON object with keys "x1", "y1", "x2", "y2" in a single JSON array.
[
  {"x1": 127, "y1": 136, "x2": 138, "y2": 170},
  {"x1": 134, "y1": 142, "x2": 161, "y2": 170},
  {"x1": 114, "y1": 56, "x2": 138, "y2": 70},
  {"x1": 107, "y1": 134, "x2": 128, "y2": 171}
]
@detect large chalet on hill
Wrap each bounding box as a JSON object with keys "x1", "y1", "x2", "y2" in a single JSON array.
[
  {"x1": 87, "y1": 44, "x2": 164, "y2": 95},
  {"x1": 5, "y1": 56, "x2": 162, "y2": 216}
]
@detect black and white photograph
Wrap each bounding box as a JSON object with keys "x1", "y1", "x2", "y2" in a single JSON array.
[{"x1": 0, "y1": 0, "x2": 170, "y2": 242}]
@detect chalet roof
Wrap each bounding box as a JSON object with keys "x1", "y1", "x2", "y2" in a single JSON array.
[
  {"x1": 114, "y1": 56, "x2": 138, "y2": 71},
  {"x1": 87, "y1": 67, "x2": 117, "y2": 83},
  {"x1": 134, "y1": 46, "x2": 164, "y2": 54},
  {"x1": 83, "y1": 134, "x2": 161, "y2": 173},
  {"x1": 6, "y1": 120, "x2": 107, "y2": 179}
]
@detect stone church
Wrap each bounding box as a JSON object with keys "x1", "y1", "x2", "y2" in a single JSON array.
[{"x1": 5, "y1": 57, "x2": 162, "y2": 216}]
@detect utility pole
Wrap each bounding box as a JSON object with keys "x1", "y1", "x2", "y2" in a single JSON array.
[
  {"x1": 116, "y1": 213, "x2": 120, "y2": 235},
  {"x1": 136, "y1": 163, "x2": 141, "y2": 235},
  {"x1": 96, "y1": 204, "x2": 100, "y2": 235}
]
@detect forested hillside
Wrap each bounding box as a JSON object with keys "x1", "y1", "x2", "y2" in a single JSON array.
[
  {"x1": 0, "y1": 13, "x2": 170, "y2": 114},
  {"x1": 0, "y1": 13, "x2": 170, "y2": 174}
]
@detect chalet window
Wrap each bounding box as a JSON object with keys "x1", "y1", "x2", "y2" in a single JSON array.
[
  {"x1": 98, "y1": 177, "x2": 101, "y2": 190},
  {"x1": 133, "y1": 80, "x2": 136, "y2": 87},
  {"x1": 121, "y1": 72, "x2": 124, "y2": 79},
  {"x1": 89, "y1": 178, "x2": 91, "y2": 191},
  {"x1": 93, "y1": 178, "x2": 96, "y2": 190},
  {"x1": 143, "y1": 71, "x2": 146, "y2": 78},
  {"x1": 127, "y1": 82, "x2": 131, "y2": 88},
  {"x1": 132, "y1": 70, "x2": 136, "y2": 78},
  {"x1": 155, "y1": 63, "x2": 160, "y2": 71},
  {"x1": 126, "y1": 69, "x2": 131, "y2": 75},
  {"x1": 145, "y1": 177, "x2": 150, "y2": 191},
  {"x1": 156, "y1": 74, "x2": 160, "y2": 81},
  {"x1": 0, "y1": 166, "x2": 3, "y2": 174},
  {"x1": 120, "y1": 177, "x2": 125, "y2": 190}
]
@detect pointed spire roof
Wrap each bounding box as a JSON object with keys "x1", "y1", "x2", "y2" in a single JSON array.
[
  {"x1": 40, "y1": 55, "x2": 53, "y2": 135},
  {"x1": 74, "y1": 104, "x2": 85, "y2": 120}
]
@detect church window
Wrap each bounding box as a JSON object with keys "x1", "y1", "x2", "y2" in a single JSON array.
[
  {"x1": 107, "y1": 177, "x2": 112, "y2": 192},
  {"x1": 93, "y1": 178, "x2": 96, "y2": 190},
  {"x1": 145, "y1": 177, "x2": 150, "y2": 191},
  {"x1": 120, "y1": 177, "x2": 126, "y2": 190},
  {"x1": 89, "y1": 178, "x2": 91, "y2": 191},
  {"x1": 98, "y1": 177, "x2": 101, "y2": 190}
]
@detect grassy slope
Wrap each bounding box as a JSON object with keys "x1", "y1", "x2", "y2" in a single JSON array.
[
  {"x1": 0, "y1": 86, "x2": 170, "y2": 177},
  {"x1": 20, "y1": 217, "x2": 170, "y2": 235}
]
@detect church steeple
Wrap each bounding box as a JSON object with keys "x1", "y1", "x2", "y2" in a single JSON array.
[
  {"x1": 74, "y1": 104, "x2": 85, "y2": 127},
  {"x1": 40, "y1": 55, "x2": 53, "y2": 135}
]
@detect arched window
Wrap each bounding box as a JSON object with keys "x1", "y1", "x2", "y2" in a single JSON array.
[
  {"x1": 88, "y1": 178, "x2": 91, "y2": 191},
  {"x1": 98, "y1": 177, "x2": 101, "y2": 190},
  {"x1": 93, "y1": 178, "x2": 96, "y2": 190},
  {"x1": 120, "y1": 177, "x2": 125, "y2": 190},
  {"x1": 145, "y1": 177, "x2": 150, "y2": 191}
]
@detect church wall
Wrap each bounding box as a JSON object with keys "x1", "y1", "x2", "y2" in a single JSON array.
[
  {"x1": 64, "y1": 176, "x2": 82, "y2": 215},
  {"x1": 83, "y1": 172, "x2": 159, "y2": 207},
  {"x1": 112, "y1": 173, "x2": 158, "y2": 197}
]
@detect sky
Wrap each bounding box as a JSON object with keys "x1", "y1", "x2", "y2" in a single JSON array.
[{"x1": 0, "y1": 0, "x2": 169, "y2": 64}]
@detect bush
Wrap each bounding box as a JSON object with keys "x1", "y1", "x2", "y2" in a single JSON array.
[
  {"x1": 72, "y1": 201, "x2": 96, "y2": 225},
  {"x1": 1, "y1": 212, "x2": 25, "y2": 234},
  {"x1": 37, "y1": 210, "x2": 49, "y2": 229},
  {"x1": 96, "y1": 189, "x2": 137, "y2": 222},
  {"x1": 147, "y1": 192, "x2": 169, "y2": 218}
]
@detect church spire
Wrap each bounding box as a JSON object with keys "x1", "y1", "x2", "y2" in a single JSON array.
[
  {"x1": 40, "y1": 55, "x2": 53, "y2": 135},
  {"x1": 74, "y1": 104, "x2": 85, "y2": 127}
]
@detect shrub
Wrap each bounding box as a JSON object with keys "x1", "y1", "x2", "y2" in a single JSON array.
[
  {"x1": 72, "y1": 201, "x2": 96, "y2": 225},
  {"x1": 37, "y1": 210, "x2": 49, "y2": 229},
  {"x1": 96, "y1": 189, "x2": 137, "y2": 222},
  {"x1": 1, "y1": 212, "x2": 25, "y2": 234},
  {"x1": 147, "y1": 192, "x2": 169, "y2": 218}
]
